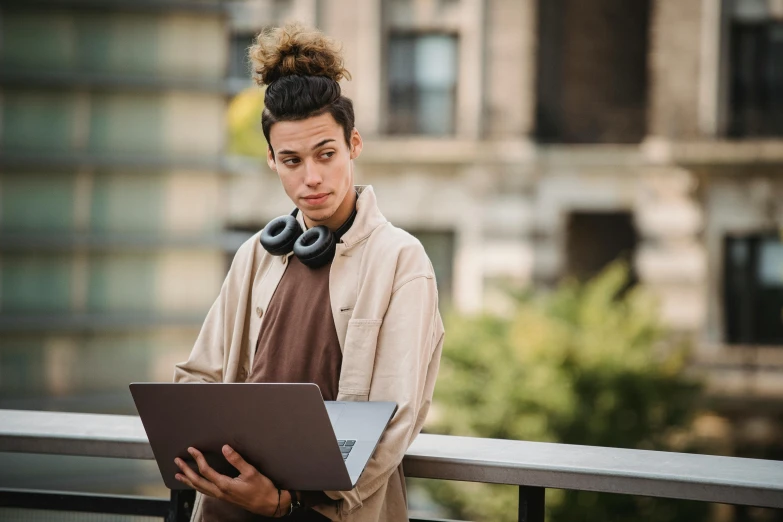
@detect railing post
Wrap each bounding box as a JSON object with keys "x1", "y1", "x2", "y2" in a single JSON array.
[
  {"x1": 167, "y1": 490, "x2": 196, "y2": 522},
  {"x1": 518, "y1": 486, "x2": 545, "y2": 522}
]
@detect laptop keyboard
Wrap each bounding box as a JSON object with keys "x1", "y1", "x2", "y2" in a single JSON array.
[{"x1": 337, "y1": 440, "x2": 356, "y2": 460}]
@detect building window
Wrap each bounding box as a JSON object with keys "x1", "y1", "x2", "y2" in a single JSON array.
[
  {"x1": 724, "y1": 233, "x2": 783, "y2": 345},
  {"x1": 387, "y1": 32, "x2": 458, "y2": 136},
  {"x1": 2, "y1": 91, "x2": 76, "y2": 152},
  {"x1": 729, "y1": 21, "x2": 783, "y2": 137},
  {"x1": 535, "y1": 0, "x2": 650, "y2": 144},
  {"x1": 229, "y1": 32, "x2": 256, "y2": 80},
  {"x1": 407, "y1": 230, "x2": 455, "y2": 303}
]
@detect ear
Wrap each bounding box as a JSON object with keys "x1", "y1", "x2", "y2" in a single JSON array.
[
  {"x1": 266, "y1": 147, "x2": 277, "y2": 172},
  {"x1": 349, "y1": 128, "x2": 363, "y2": 160}
]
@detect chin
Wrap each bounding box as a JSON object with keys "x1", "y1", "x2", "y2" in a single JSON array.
[{"x1": 305, "y1": 208, "x2": 335, "y2": 225}]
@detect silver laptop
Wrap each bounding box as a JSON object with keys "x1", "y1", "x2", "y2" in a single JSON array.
[{"x1": 129, "y1": 383, "x2": 397, "y2": 491}]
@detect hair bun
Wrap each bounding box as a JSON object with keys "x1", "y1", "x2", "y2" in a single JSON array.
[{"x1": 249, "y1": 22, "x2": 351, "y2": 86}]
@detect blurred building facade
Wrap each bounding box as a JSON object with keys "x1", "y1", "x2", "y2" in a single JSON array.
[
  {"x1": 0, "y1": 0, "x2": 230, "y2": 413},
  {"x1": 227, "y1": 0, "x2": 783, "y2": 422},
  {"x1": 223, "y1": 0, "x2": 783, "y2": 449},
  {"x1": 1, "y1": 0, "x2": 783, "y2": 448}
]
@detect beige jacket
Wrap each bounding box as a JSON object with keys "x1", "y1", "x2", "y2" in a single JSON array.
[{"x1": 173, "y1": 185, "x2": 445, "y2": 522}]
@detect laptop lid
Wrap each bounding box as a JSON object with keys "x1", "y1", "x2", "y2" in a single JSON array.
[{"x1": 130, "y1": 382, "x2": 395, "y2": 491}]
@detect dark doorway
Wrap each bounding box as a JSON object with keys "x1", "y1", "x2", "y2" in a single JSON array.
[
  {"x1": 565, "y1": 211, "x2": 638, "y2": 284},
  {"x1": 536, "y1": 0, "x2": 651, "y2": 143}
]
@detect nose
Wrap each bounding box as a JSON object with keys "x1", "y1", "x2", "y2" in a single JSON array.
[{"x1": 302, "y1": 158, "x2": 323, "y2": 187}]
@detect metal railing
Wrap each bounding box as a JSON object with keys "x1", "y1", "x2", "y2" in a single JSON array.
[{"x1": 1, "y1": 409, "x2": 782, "y2": 521}]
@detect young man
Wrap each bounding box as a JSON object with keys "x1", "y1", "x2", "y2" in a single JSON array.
[{"x1": 172, "y1": 23, "x2": 444, "y2": 521}]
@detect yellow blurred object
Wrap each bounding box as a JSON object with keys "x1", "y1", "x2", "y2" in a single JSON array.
[{"x1": 227, "y1": 87, "x2": 267, "y2": 157}]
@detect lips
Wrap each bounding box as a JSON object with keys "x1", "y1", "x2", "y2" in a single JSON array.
[{"x1": 302, "y1": 193, "x2": 329, "y2": 205}]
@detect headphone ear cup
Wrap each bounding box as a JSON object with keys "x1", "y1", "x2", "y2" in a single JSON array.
[
  {"x1": 293, "y1": 226, "x2": 336, "y2": 269},
  {"x1": 260, "y1": 215, "x2": 303, "y2": 255}
]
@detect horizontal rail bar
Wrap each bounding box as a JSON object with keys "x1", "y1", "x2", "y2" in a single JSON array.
[
  {"x1": 0, "y1": 410, "x2": 153, "y2": 459},
  {"x1": 1, "y1": 409, "x2": 782, "y2": 509},
  {"x1": 0, "y1": 488, "x2": 170, "y2": 517},
  {"x1": 0, "y1": 488, "x2": 453, "y2": 522},
  {"x1": 402, "y1": 433, "x2": 783, "y2": 508}
]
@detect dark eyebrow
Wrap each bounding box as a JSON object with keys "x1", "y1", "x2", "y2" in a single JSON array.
[
  {"x1": 278, "y1": 138, "x2": 336, "y2": 156},
  {"x1": 312, "y1": 138, "x2": 336, "y2": 150}
]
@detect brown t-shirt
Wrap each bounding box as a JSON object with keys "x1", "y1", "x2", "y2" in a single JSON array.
[{"x1": 202, "y1": 255, "x2": 342, "y2": 521}]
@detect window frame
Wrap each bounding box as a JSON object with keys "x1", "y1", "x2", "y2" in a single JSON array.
[{"x1": 384, "y1": 29, "x2": 460, "y2": 137}]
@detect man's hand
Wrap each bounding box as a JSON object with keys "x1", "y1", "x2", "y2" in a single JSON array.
[{"x1": 174, "y1": 445, "x2": 291, "y2": 517}]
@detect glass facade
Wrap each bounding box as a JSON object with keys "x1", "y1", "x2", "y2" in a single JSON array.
[{"x1": 0, "y1": 4, "x2": 227, "y2": 416}]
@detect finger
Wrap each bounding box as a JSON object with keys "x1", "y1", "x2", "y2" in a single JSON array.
[
  {"x1": 174, "y1": 456, "x2": 204, "y2": 480},
  {"x1": 222, "y1": 445, "x2": 257, "y2": 477},
  {"x1": 176, "y1": 473, "x2": 214, "y2": 498},
  {"x1": 174, "y1": 457, "x2": 212, "y2": 489},
  {"x1": 175, "y1": 457, "x2": 223, "y2": 498},
  {"x1": 188, "y1": 448, "x2": 232, "y2": 491}
]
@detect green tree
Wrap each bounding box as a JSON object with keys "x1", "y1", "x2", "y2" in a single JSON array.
[
  {"x1": 424, "y1": 263, "x2": 708, "y2": 522},
  {"x1": 227, "y1": 87, "x2": 267, "y2": 158}
]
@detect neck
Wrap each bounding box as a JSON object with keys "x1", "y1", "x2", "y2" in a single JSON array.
[{"x1": 303, "y1": 188, "x2": 357, "y2": 231}]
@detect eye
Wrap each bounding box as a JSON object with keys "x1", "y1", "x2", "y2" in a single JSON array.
[
  {"x1": 320, "y1": 151, "x2": 335, "y2": 159},
  {"x1": 282, "y1": 157, "x2": 301, "y2": 166}
]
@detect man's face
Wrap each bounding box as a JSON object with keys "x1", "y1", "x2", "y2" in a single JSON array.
[{"x1": 267, "y1": 112, "x2": 362, "y2": 229}]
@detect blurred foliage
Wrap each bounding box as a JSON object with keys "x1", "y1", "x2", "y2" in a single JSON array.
[
  {"x1": 425, "y1": 262, "x2": 708, "y2": 522},
  {"x1": 227, "y1": 87, "x2": 267, "y2": 157}
]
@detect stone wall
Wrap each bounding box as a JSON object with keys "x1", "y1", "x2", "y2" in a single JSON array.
[{"x1": 648, "y1": 0, "x2": 705, "y2": 139}]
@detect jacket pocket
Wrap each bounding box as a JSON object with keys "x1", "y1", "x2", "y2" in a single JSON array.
[{"x1": 337, "y1": 318, "x2": 382, "y2": 400}]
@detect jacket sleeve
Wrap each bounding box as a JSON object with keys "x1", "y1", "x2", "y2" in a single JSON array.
[
  {"x1": 319, "y1": 273, "x2": 444, "y2": 518},
  {"x1": 172, "y1": 238, "x2": 254, "y2": 384}
]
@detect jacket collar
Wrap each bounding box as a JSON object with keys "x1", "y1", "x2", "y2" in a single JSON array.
[{"x1": 293, "y1": 185, "x2": 387, "y2": 250}]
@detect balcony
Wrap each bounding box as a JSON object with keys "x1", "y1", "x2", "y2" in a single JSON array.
[{"x1": 1, "y1": 409, "x2": 782, "y2": 521}]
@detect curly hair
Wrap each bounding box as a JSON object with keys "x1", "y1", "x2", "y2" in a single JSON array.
[
  {"x1": 248, "y1": 22, "x2": 355, "y2": 156},
  {"x1": 249, "y1": 22, "x2": 351, "y2": 86}
]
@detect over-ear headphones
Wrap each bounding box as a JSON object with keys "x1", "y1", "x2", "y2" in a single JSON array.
[{"x1": 260, "y1": 197, "x2": 358, "y2": 269}]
